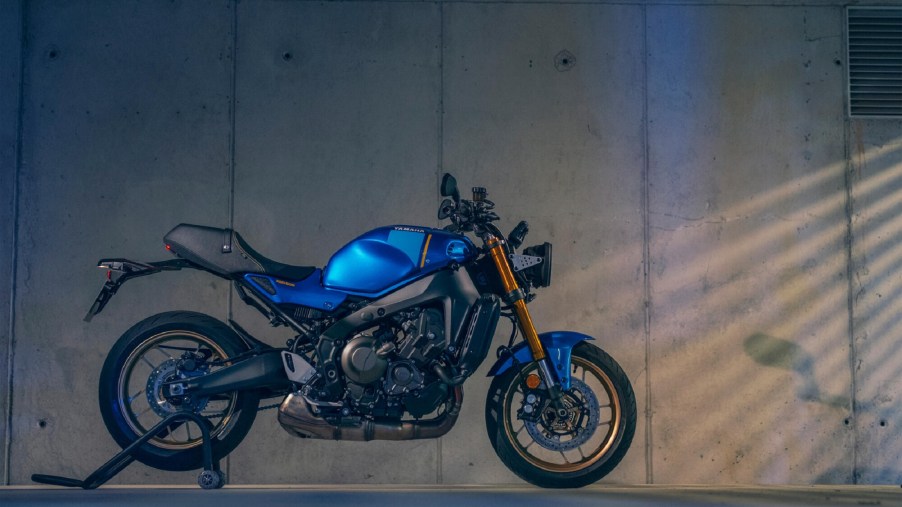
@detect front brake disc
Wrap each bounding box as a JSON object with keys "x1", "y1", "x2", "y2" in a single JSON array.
[{"x1": 523, "y1": 377, "x2": 600, "y2": 451}]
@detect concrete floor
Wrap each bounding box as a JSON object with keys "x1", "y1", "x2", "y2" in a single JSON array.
[{"x1": 1, "y1": 485, "x2": 900, "y2": 507}]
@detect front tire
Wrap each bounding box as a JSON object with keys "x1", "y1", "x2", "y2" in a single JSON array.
[
  {"x1": 485, "y1": 342, "x2": 636, "y2": 488},
  {"x1": 99, "y1": 311, "x2": 259, "y2": 471}
]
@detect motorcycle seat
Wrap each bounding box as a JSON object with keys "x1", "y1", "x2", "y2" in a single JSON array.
[{"x1": 164, "y1": 224, "x2": 316, "y2": 281}]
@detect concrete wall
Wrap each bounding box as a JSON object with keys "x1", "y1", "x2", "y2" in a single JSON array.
[
  {"x1": 849, "y1": 118, "x2": 902, "y2": 484},
  {"x1": 1, "y1": 0, "x2": 24, "y2": 489},
  {"x1": 2, "y1": 0, "x2": 901, "y2": 486},
  {"x1": 649, "y1": 5, "x2": 851, "y2": 483}
]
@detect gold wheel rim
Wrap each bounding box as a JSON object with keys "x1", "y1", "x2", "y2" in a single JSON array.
[
  {"x1": 118, "y1": 331, "x2": 238, "y2": 451},
  {"x1": 502, "y1": 355, "x2": 622, "y2": 473}
]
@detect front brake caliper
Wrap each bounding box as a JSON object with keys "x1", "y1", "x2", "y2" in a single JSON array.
[
  {"x1": 517, "y1": 390, "x2": 544, "y2": 423},
  {"x1": 522, "y1": 378, "x2": 601, "y2": 451}
]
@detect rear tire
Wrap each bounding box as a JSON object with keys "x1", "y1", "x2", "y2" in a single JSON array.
[
  {"x1": 99, "y1": 311, "x2": 259, "y2": 471},
  {"x1": 485, "y1": 342, "x2": 636, "y2": 488}
]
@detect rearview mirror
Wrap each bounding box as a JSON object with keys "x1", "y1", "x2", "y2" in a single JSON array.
[
  {"x1": 440, "y1": 173, "x2": 460, "y2": 203},
  {"x1": 437, "y1": 198, "x2": 455, "y2": 220}
]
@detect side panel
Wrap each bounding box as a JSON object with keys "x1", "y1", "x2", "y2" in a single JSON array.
[
  {"x1": 487, "y1": 331, "x2": 594, "y2": 390},
  {"x1": 244, "y1": 269, "x2": 347, "y2": 312}
]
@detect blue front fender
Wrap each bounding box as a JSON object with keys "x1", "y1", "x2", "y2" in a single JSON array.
[{"x1": 486, "y1": 331, "x2": 593, "y2": 390}]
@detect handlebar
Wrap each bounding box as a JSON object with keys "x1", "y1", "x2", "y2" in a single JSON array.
[
  {"x1": 439, "y1": 194, "x2": 498, "y2": 235},
  {"x1": 437, "y1": 178, "x2": 509, "y2": 244},
  {"x1": 437, "y1": 174, "x2": 547, "y2": 290}
]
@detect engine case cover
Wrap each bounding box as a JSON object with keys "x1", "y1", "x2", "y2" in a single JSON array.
[{"x1": 340, "y1": 335, "x2": 388, "y2": 385}]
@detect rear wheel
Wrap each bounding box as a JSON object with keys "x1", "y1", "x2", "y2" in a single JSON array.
[
  {"x1": 485, "y1": 342, "x2": 636, "y2": 488},
  {"x1": 99, "y1": 311, "x2": 259, "y2": 471}
]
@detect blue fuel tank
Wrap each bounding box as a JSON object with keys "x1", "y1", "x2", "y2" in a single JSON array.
[{"x1": 323, "y1": 226, "x2": 476, "y2": 297}]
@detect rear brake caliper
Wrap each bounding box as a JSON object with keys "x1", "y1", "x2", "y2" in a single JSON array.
[{"x1": 147, "y1": 352, "x2": 211, "y2": 417}]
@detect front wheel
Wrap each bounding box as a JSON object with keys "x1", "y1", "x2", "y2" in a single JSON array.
[
  {"x1": 99, "y1": 311, "x2": 260, "y2": 471},
  {"x1": 485, "y1": 342, "x2": 636, "y2": 488}
]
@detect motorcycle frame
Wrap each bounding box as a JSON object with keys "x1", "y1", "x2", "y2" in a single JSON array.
[
  {"x1": 85, "y1": 224, "x2": 569, "y2": 403},
  {"x1": 86, "y1": 253, "x2": 489, "y2": 401}
]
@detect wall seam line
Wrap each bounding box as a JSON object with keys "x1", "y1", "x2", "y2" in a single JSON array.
[
  {"x1": 228, "y1": 0, "x2": 238, "y2": 234},
  {"x1": 4, "y1": 0, "x2": 27, "y2": 487},
  {"x1": 641, "y1": 2, "x2": 654, "y2": 486},
  {"x1": 225, "y1": 0, "x2": 240, "y2": 482},
  {"x1": 840, "y1": 4, "x2": 858, "y2": 483},
  {"x1": 436, "y1": 0, "x2": 445, "y2": 486},
  {"x1": 843, "y1": 123, "x2": 859, "y2": 484},
  {"x1": 226, "y1": 0, "x2": 238, "y2": 358}
]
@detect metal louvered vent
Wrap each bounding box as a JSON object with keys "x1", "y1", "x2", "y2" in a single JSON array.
[{"x1": 848, "y1": 7, "x2": 902, "y2": 118}]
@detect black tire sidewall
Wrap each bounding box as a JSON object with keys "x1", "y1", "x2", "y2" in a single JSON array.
[{"x1": 98, "y1": 311, "x2": 259, "y2": 472}]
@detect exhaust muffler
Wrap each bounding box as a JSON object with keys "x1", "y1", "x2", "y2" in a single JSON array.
[{"x1": 277, "y1": 387, "x2": 463, "y2": 441}]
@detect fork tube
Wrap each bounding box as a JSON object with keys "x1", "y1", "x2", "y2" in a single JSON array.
[
  {"x1": 486, "y1": 238, "x2": 546, "y2": 362},
  {"x1": 487, "y1": 236, "x2": 567, "y2": 411}
]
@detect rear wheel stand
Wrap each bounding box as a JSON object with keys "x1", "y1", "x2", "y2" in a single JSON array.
[{"x1": 32, "y1": 412, "x2": 224, "y2": 490}]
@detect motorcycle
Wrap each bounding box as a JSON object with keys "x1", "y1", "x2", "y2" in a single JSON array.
[{"x1": 85, "y1": 174, "x2": 636, "y2": 488}]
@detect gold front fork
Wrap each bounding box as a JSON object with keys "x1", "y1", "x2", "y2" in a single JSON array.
[
  {"x1": 486, "y1": 237, "x2": 545, "y2": 361},
  {"x1": 487, "y1": 235, "x2": 566, "y2": 411}
]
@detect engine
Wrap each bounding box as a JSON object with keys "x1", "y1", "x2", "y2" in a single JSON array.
[
  {"x1": 339, "y1": 307, "x2": 450, "y2": 418},
  {"x1": 277, "y1": 299, "x2": 500, "y2": 441}
]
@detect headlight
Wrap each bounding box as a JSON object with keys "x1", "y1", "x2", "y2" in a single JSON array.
[{"x1": 522, "y1": 242, "x2": 552, "y2": 288}]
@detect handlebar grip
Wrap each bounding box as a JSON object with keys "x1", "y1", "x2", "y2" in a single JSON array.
[{"x1": 508, "y1": 220, "x2": 529, "y2": 249}]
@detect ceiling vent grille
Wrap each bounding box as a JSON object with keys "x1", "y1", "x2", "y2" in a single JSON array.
[{"x1": 847, "y1": 7, "x2": 902, "y2": 118}]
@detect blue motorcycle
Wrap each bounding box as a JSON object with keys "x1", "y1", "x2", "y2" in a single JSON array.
[{"x1": 86, "y1": 174, "x2": 636, "y2": 488}]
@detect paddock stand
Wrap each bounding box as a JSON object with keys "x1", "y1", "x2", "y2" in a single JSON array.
[{"x1": 32, "y1": 412, "x2": 225, "y2": 490}]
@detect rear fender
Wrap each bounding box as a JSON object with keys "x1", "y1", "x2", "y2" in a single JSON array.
[
  {"x1": 84, "y1": 258, "x2": 196, "y2": 322},
  {"x1": 486, "y1": 331, "x2": 593, "y2": 390}
]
